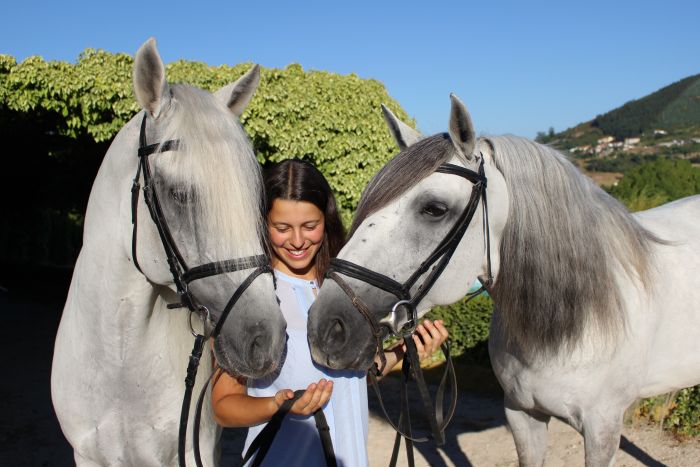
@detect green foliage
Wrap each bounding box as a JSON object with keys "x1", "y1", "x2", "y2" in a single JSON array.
[
  {"x1": 665, "y1": 387, "x2": 700, "y2": 436},
  {"x1": 426, "y1": 294, "x2": 493, "y2": 364},
  {"x1": 1, "y1": 50, "x2": 138, "y2": 141},
  {"x1": 238, "y1": 64, "x2": 411, "y2": 224},
  {"x1": 0, "y1": 50, "x2": 413, "y2": 265},
  {"x1": 585, "y1": 153, "x2": 660, "y2": 173},
  {"x1": 633, "y1": 387, "x2": 700, "y2": 437},
  {"x1": 608, "y1": 158, "x2": 700, "y2": 210}
]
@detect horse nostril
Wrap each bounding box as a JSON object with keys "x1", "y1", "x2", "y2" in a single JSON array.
[
  {"x1": 325, "y1": 318, "x2": 347, "y2": 346},
  {"x1": 249, "y1": 334, "x2": 266, "y2": 355}
]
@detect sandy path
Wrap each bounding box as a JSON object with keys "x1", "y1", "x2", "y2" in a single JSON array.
[
  {"x1": 366, "y1": 376, "x2": 700, "y2": 467},
  {"x1": 3, "y1": 294, "x2": 700, "y2": 466}
]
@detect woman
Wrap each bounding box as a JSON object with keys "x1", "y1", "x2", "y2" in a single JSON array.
[{"x1": 212, "y1": 159, "x2": 449, "y2": 466}]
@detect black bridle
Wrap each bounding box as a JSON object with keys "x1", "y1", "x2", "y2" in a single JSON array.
[
  {"x1": 325, "y1": 156, "x2": 493, "y2": 461},
  {"x1": 131, "y1": 113, "x2": 272, "y2": 467},
  {"x1": 328, "y1": 157, "x2": 493, "y2": 355}
]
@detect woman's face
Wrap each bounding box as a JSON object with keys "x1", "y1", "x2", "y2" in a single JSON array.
[{"x1": 268, "y1": 199, "x2": 325, "y2": 279}]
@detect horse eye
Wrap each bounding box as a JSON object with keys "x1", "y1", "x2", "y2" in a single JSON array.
[{"x1": 422, "y1": 202, "x2": 448, "y2": 218}]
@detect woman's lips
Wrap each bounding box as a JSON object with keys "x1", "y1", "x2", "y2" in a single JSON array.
[{"x1": 284, "y1": 248, "x2": 309, "y2": 260}]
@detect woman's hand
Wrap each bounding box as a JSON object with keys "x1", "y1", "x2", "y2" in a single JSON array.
[
  {"x1": 273, "y1": 378, "x2": 333, "y2": 416},
  {"x1": 374, "y1": 319, "x2": 450, "y2": 379},
  {"x1": 407, "y1": 319, "x2": 449, "y2": 361}
]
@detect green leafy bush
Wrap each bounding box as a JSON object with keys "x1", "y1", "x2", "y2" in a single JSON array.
[
  {"x1": 665, "y1": 387, "x2": 700, "y2": 436},
  {"x1": 585, "y1": 153, "x2": 660, "y2": 173},
  {"x1": 0, "y1": 49, "x2": 413, "y2": 263},
  {"x1": 426, "y1": 294, "x2": 493, "y2": 366},
  {"x1": 608, "y1": 158, "x2": 700, "y2": 211},
  {"x1": 633, "y1": 387, "x2": 700, "y2": 437}
]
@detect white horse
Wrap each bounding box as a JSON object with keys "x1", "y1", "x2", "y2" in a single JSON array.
[
  {"x1": 51, "y1": 39, "x2": 285, "y2": 466},
  {"x1": 307, "y1": 95, "x2": 700, "y2": 466}
]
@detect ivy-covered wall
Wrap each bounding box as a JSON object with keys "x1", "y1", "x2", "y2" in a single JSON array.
[{"x1": 0, "y1": 49, "x2": 414, "y2": 266}]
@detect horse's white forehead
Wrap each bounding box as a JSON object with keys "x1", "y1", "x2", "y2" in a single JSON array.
[{"x1": 351, "y1": 156, "x2": 475, "y2": 237}]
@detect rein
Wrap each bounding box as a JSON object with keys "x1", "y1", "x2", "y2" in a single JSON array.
[
  {"x1": 131, "y1": 112, "x2": 272, "y2": 467},
  {"x1": 325, "y1": 157, "x2": 494, "y2": 463}
]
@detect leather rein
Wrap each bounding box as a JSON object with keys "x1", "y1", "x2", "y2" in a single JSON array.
[
  {"x1": 325, "y1": 156, "x2": 494, "y2": 463},
  {"x1": 131, "y1": 113, "x2": 272, "y2": 467}
]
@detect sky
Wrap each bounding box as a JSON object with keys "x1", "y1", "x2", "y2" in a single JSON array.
[{"x1": 2, "y1": 0, "x2": 699, "y2": 138}]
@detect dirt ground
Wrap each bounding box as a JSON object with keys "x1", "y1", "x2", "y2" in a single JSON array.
[
  {"x1": 366, "y1": 376, "x2": 700, "y2": 467},
  {"x1": 3, "y1": 292, "x2": 700, "y2": 467}
]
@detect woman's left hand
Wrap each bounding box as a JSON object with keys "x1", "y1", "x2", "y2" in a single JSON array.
[{"x1": 408, "y1": 319, "x2": 449, "y2": 361}]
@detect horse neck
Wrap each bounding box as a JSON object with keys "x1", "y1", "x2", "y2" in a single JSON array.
[{"x1": 68, "y1": 115, "x2": 173, "y2": 340}]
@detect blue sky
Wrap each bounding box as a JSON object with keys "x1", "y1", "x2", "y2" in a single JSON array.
[{"x1": 2, "y1": 0, "x2": 699, "y2": 138}]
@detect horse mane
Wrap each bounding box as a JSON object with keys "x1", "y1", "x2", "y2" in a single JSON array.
[
  {"x1": 350, "y1": 134, "x2": 465, "y2": 236},
  {"x1": 488, "y1": 135, "x2": 660, "y2": 356},
  {"x1": 351, "y1": 132, "x2": 660, "y2": 356},
  {"x1": 155, "y1": 84, "x2": 264, "y2": 260}
]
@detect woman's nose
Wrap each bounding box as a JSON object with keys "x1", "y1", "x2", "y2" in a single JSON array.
[{"x1": 290, "y1": 229, "x2": 304, "y2": 248}]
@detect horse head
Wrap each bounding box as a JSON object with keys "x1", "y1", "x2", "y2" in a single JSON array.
[
  {"x1": 130, "y1": 38, "x2": 285, "y2": 378},
  {"x1": 307, "y1": 95, "x2": 509, "y2": 370}
]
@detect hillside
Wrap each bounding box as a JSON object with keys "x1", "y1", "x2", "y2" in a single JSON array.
[
  {"x1": 594, "y1": 73, "x2": 700, "y2": 139},
  {"x1": 537, "y1": 73, "x2": 700, "y2": 179}
]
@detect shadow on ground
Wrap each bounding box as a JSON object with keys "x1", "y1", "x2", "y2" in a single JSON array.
[{"x1": 0, "y1": 265, "x2": 74, "y2": 466}]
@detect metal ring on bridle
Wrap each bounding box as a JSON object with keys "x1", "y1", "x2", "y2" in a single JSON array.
[
  {"x1": 188, "y1": 305, "x2": 210, "y2": 338},
  {"x1": 392, "y1": 299, "x2": 418, "y2": 337}
]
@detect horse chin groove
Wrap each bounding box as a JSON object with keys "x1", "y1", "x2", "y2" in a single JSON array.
[
  {"x1": 214, "y1": 338, "x2": 280, "y2": 379},
  {"x1": 311, "y1": 342, "x2": 375, "y2": 372}
]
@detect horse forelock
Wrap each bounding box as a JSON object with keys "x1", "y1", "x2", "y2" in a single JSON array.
[
  {"x1": 156, "y1": 84, "x2": 264, "y2": 260},
  {"x1": 350, "y1": 134, "x2": 467, "y2": 237},
  {"x1": 488, "y1": 135, "x2": 659, "y2": 356}
]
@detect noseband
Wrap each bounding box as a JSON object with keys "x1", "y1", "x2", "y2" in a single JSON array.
[
  {"x1": 130, "y1": 113, "x2": 272, "y2": 467},
  {"x1": 327, "y1": 156, "x2": 493, "y2": 368}
]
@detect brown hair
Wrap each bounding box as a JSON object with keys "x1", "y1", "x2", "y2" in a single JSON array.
[{"x1": 263, "y1": 159, "x2": 345, "y2": 283}]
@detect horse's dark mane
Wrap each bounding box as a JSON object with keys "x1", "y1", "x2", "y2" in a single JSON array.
[
  {"x1": 352, "y1": 131, "x2": 662, "y2": 356},
  {"x1": 350, "y1": 134, "x2": 460, "y2": 237},
  {"x1": 487, "y1": 135, "x2": 661, "y2": 356}
]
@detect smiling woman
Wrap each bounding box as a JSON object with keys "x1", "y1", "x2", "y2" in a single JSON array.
[
  {"x1": 264, "y1": 159, "x2": 346, "y2": 283},
  {"x1": 268, "y1": 199, "x2": 327, "y2": 279},
  {"x1": 211, "y1": 159, "x2": 450, "y2": 466}
]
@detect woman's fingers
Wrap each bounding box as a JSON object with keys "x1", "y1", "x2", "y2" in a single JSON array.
[
  {"x1": 316, "y1": 379, "x2": 333, "y2": 408},
  {"x1": 289, "y1": 379, "x2": 333, "y2": 415},
  {"x1": 413, "y1": 319, "x2": 450, "y2": 360},
  {"x1": 412, "y1": 331, "x2": 426, "y2": 359},
  {"x1": 290, "y1": 383, "x2": 317, "y2": 414},
  {"x1": 433, "y1": 319, "x2": 449, "y2": 342},
  {"x1": 306, "y1": 379, "x2": 326, "y2": 410},
  {"x1": 423, "y1": 319, "x2": 444, "y2": 353}
]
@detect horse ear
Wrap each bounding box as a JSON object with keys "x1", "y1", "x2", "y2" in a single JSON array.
[
  {"x1": 133, "y1": 38, "x2": 170, "y2": 118},
  {"x1": 448, "y1": 93, "x2": 476, "y2": 160},
  {"x1": 381, "y1": 104, "x2": 422, "y2": 150},
  {"x1": 215, "y1": 64, "x2": 261, "y2": 118}
]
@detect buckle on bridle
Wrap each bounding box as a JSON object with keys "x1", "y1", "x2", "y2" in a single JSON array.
[{"x1": 379, "y1": 299, "x2": 418, "y2": 338}]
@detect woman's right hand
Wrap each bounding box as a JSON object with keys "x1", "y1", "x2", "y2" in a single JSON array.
[{"x1": 273, "y1": 379, "x2": 333, "y2": 416}]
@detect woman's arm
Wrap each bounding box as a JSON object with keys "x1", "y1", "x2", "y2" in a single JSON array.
[
  {"x1": 373, "y1": 319, "x2": 449, "y2": 379},
  {"x1": 211, "y1": 369, "x2": 334, "y2": 428}
]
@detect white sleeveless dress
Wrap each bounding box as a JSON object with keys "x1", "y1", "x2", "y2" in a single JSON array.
[{"x1": 243, "y1": 270, "x2": 368, "y2": 467}]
